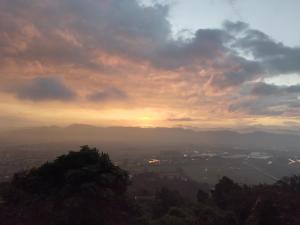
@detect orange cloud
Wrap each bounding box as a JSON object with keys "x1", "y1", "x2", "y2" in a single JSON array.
[{"x1": 0, "y1": 0, "x2": 300, "y2": 130}]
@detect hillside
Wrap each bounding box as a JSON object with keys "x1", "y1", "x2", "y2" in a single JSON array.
[
  {"x1": 2, "y1": 124, "x2": 300, "y2": 150},
  {"x1": 0, "y1": 146, "x2": 300, "y2": 225}
]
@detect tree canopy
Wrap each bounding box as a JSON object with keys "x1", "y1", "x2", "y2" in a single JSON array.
[{"x1": 0, "y1": 146, "x2": 300, "y2": 225}]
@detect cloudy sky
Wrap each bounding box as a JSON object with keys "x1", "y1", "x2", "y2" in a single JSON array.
[{"x1": 1, "y1": 0, "x2": 300, "y2": 131}]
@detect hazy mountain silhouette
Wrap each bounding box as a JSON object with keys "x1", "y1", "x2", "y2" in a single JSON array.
[{"x1": 1, "y1": 124, "x2": 300, "y2": 150}]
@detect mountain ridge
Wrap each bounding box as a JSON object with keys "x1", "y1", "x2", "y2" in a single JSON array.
[{"x1": 1, "y1": 124, "x2": 300, "y2": 150}]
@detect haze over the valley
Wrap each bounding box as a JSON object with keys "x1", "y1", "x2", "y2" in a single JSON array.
[{"x1": 1, "y1": 124, "x2": 300, "y2": 151}]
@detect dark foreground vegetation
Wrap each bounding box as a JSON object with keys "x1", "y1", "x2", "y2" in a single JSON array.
[{"x1": 0, "y1": 146, "x2": 299, "y2": 225}]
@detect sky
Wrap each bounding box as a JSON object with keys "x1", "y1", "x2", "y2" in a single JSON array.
[{"x1": 0, "y1": 0, "x2": 300, "y2": 131}]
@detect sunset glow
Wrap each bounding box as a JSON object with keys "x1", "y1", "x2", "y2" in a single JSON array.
[{"x1": 1, "y1": 0, "x2": 300, "y2": 131}]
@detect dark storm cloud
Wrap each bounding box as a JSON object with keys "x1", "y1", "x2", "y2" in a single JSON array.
[
  {"x1": 87, "y1": 87, "x2": 128, "y2": 102},
  {"x1": 12, "y1": 77, "x2": 76, "y2": 101}
]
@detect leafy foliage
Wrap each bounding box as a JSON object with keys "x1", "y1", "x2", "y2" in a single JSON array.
[
  {"x1": 0, "y1": 146, "x2": 133, "y2": 225},
  {"x1": 1, "y1": 146, "x2": 300, "y2": 225}
]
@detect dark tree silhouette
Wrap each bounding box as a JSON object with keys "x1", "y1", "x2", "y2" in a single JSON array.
[
  {"x1": 0, "y1": 146, "x2": 134, "y2": 225},
  {"x1": 1, "y1": 147, "x2": 300, "y2": 225},
  {"x1": 152, "y1": 187, "x2": 185, "y2": 218},
  {"x1": 197, "y1": 189, "x2": 209, "y2": 203}
]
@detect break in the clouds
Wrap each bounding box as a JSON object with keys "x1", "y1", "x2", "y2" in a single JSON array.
[
  {"x1": 0, "y1": 0, "x2": 300, "y2": 128},
  {"x1": 11, "y1": 77, "x2": 76, "y2": 102}
]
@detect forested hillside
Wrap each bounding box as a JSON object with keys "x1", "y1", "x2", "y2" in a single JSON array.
[{"x1": 0, "y1": 146, "x2": 299, "y2": 225}]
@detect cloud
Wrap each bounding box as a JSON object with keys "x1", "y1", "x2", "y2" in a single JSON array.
[
  {"x1": 0, "y1": 0, "x2": 170, "y2": 69},
  {"x1": 168, "y1": 117, "x2": 195, "y2": 122},
  {"x1": 232, "y1": 26, "x2": 300, "y2": 75},
  {"x1": 229, "y1": 82, "x2": 300, "y2": 116},
  {"x1": 1, "y1": 0, "x2": 299, "y2": 89},
  {"x1": 152, "y1": 28, "x2": 231, "y2": 69},
  {"x1": 12, "y1": 77, "x2": 76, "y2": 101},
  {"x1": 229, "y1": 98, "x2": 287, "y2": 116},
  {"x1": 87, "y1": 87, "x2": 128, "y2": 102},
  {"x1": 223, "y1": 21, "x2": 248, "y2": 33},
  {"x1": 208, "y1": 56, "x2": 263, "y2": 89},
  {"x1": 1, "y1": 0, "x2": 300, "y2": 121},
  {"x1": 252, "y1": 83, "x2": 300, "y2": 96}
]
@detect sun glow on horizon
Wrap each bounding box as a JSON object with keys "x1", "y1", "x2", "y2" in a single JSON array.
[{"x1": 0, "y1": 0, "x2": 300, "y2": 131}]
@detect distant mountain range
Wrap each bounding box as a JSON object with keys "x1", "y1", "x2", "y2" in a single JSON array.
[{"x1": 1, "y1": 124, "x2": 300, "y2": 150}]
